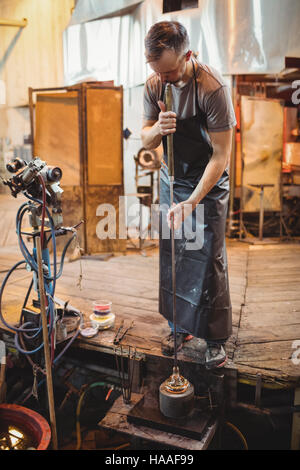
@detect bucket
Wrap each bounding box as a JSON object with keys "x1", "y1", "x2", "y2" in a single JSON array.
[{"x1": 0, "y1": 404, "x2": 51, "y2": 450}]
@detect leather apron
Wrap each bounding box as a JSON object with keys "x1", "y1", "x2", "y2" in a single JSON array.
[{"x1": 159, "y1": 61, "x2": 232, "y2": 341}]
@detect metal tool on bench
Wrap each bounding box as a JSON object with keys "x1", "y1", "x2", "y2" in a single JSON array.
[
  {"x1": 114, "y1": 344, "x2": 137, "y2": 404},
  {"x1": 113, "y1": 320, "x2": 134, "y2": 345},
  {"x1": 159, "y1": 83, "x2": 195, "y2": 419}
]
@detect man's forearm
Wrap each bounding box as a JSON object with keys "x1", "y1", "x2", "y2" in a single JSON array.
[
  {"x1": 187, "y1": 153, "x2": 229, "y2": 208},
  {"x1": 141, "y1": 122, "x2": 162, "y2": 149}
]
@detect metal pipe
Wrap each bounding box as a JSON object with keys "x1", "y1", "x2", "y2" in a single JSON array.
[
  {"x1": 36, "y1": 236, "x2": 58, "y2": 450},
  {"x1": 28, "y1": 88, "x2": 34, "y2": 151},
  {"x1": 258, "y1": 186, "x2": 264, "y2": 241},
  {"x1": 0, "y1": 18, "x2": 27, "y2": 27},
  {"x1": 165, "y1": 83, "x2": 177, "y2": 368},
  {"x1": 114, "y1": 345, "x2": 136, "y2": 404},
  {"x1": 170, "y1": 176, "x2": 177, "y2": 369},
  {"x1": 255, "y1": 373, "x2": 262, "y2": 408},
  {"x1": 165, "y1": 84, "x2": 174, "y2": 178}
]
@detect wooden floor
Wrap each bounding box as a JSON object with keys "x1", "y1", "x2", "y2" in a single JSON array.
[{"x1": 1, "y1": 193, "x2": 300, "y2": 389}]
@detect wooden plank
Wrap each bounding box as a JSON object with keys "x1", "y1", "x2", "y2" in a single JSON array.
[
  {"x1": 240, "y1": 310, "x2": 300, "y2": 328},
  {"x1": 8, "y1": 273, "x2": 159, "y2": 312},
  {"x1": 236, "y1": 363, "x2": 299, "y2": 388},
  {"x1": 241, "y1": 300, "x2": 300, "y2": 316},
  {"x1": 237, "y1": 326, "x2": 300, "y2": 344},
  {"x1": 247, "y1": 276, "x2": 300, "y2": 286},
  {"x1": 3, "y1": 214, "x2": 17, "y2": 247},
  {"x1": 63, "y1": 260, "x2": 159, "y2": 284},
  {"x1": 232, "y1": 239, "x2": 300, "y2": 385},
  {"x1": 234, "y1": 339, "x2": 300, "y2": 370},
  {"x1": 245, "y1": 290, "x2": 300, "y2": 303},
  {"x1": 247, "y1": 261, "x2": 300, "y2": 270}
]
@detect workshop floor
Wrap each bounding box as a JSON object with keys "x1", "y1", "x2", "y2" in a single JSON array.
[{"x1": 0, "y1": 192, "x2": 300, "y2": 388}]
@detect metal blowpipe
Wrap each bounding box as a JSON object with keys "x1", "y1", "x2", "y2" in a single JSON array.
[
  {"x1": 165, "y1": 83, "x2": 178, "y2": 368},
  {"x1": 158, "y1": 83, "x2": 194, "y2": 419},
  {"x1": 165, "y1": 83, "x2": 174, "y2": 178}
]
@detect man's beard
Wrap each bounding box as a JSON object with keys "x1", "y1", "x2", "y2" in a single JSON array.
[{"x1": 163, "y1": 75, "x2": 183, "y2": 85}]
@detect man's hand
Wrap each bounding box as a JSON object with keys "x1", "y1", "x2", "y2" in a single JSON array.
[
  {"x1": 141, "y1": 101, "x2": 177, "y2": 149},
  {"x1": 167, "y1": 200, "x2": 195, "y2": 230},
  {"x1": 157, "y1": 101, "x2": 177, "y2": 136}
]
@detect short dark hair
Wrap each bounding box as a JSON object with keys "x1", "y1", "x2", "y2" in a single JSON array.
[{"x1": 145, "y1": 21, "x2": 189, "y2": 62}]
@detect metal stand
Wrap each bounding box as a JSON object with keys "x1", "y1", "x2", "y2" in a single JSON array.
[
  {"x1": 239, "y1": 183, "x2": 289, "y2": 244},
  {"x1": 127, "y1": 193, "x2": 157, "y2": 255},
  {"x1": 127, "y1": 154, "x2": 160, "y2": 255},
  {"x1": 36, "y1": 236, "x2": 58, "y2": 450},
  {"x1": 251, "y1": 184, "x2": 273, "y2": 240}
]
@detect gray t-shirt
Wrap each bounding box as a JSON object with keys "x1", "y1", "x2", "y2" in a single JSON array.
[{"x1": 143, "y1": 58, "x2": 236, "y2": 133}]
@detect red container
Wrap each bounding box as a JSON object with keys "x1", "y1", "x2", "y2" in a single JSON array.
[
  {"x1": 92, "y1": 300, "x2": 112, "y2": 315},
  {"x1": 0, "y1": 404, "x2": 51, "y2": 450}
]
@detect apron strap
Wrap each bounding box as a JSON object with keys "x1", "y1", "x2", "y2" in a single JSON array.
[{"x1": 191, "y1": 59, "x2": 209, "y2": 130}]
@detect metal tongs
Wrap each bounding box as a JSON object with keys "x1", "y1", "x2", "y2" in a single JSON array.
[{"x1": 113, "y1": 320, "x2": 134, "y2": 345}]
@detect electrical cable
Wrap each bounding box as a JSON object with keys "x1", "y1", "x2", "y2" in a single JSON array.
[
  {"x1": 38, "y1": 175, "x2": 46, "y2": 248},
  {"x1": 0, "y1": 261, "x2": 40, "y2": 333},
  {"x1": 0, "y1": 267, "x2": 26, "y2": 274},
  {"x1": 225, "y1": 421, "x2": 248, "y2": 450},
  {"x1": 0, "y1": 183, "x2": 81, "y2": 370},
  {"x1": 23, "y1": 191, "x2": 76, "y2": 283},
  {"x1": 75, "y1": 382, "x2": 114, "y2": 450},
  {"x1": 0, "y1": 252, "x2": 54, "y2": 356},
  {"x1": 17, "y1": 326, "x2": 82, "y2": 405}
]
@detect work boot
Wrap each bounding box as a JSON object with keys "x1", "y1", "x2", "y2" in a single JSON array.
[
  {"x1": 161, "y1": 332, "x2": 193, "y2": 356},
  {"x1": 182, "y1": 338, "x2": 207, "y2": 364},
  {"x1": 205, "y1": 342, "x2": 227, "y2": 369}
]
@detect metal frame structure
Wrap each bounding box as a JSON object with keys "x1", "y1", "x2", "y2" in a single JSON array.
[{"x1": 28, "y1": 82, "x2": 125, "y2": 254}]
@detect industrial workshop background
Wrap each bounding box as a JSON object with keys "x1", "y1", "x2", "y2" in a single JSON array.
[{"x1": 0, "y1": 0, "x2": 300, "y2": 453}]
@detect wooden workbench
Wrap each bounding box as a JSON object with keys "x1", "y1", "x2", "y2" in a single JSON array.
[{"x1": 0, "y1": 192, "x2": 300, "y2": 390}]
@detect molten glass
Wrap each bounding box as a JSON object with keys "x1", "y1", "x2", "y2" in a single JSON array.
[{"x1": 161, "y1": 366, "x2": 191, "y2": 394}]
